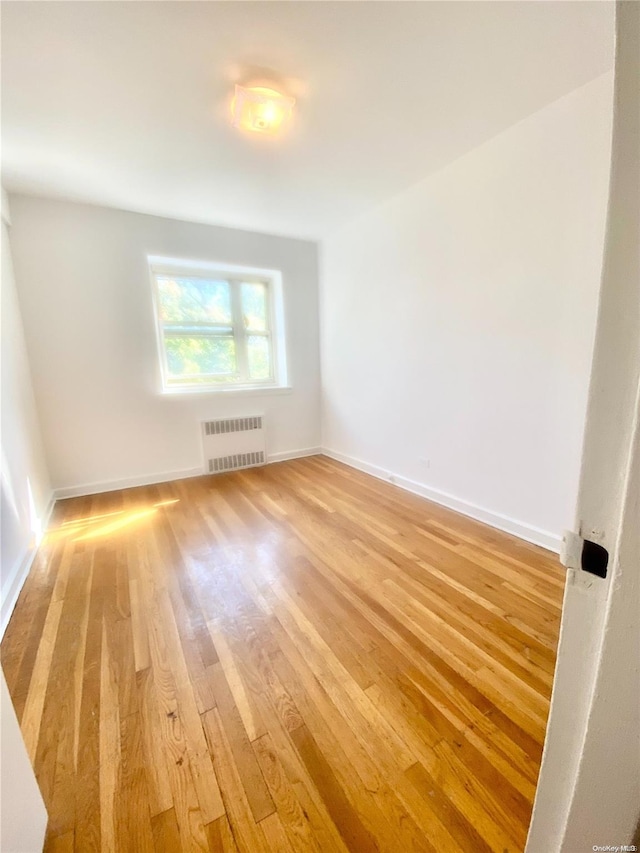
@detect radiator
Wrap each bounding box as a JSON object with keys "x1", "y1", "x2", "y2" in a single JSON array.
[{"x1": 202, "y1": 416, "x2": 266, "y2": 474}]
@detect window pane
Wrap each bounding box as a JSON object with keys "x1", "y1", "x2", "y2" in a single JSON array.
[
  {"x1": 247, "y1": 335, "x2": 271, "y2": 380},
  {"x1": 241, "y1": 283, "x2": 268, "y2": 331},
  {"x1": 157, "y1": 277, "x2": 232, "y2": 324},
  {"x1": 165, "y1": 336, "x2": 236, "y2": 380}
]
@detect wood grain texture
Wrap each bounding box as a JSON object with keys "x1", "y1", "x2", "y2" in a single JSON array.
[{"x1": 1, "y1": 456, "x2": 565, "y2": 852}]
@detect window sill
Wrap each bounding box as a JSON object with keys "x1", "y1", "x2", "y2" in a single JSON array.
[{"x1": 160, "y1": 384, "x2": 293, "y2": 398}]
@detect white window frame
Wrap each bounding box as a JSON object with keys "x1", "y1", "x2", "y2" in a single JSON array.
[{"x1": 148, "y1": 256, "x2": 289, "y2": 394}]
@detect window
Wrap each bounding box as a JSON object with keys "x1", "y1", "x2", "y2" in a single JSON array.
[{"x1": 149, "y1": 258, "x2": 287, "y2": 393}]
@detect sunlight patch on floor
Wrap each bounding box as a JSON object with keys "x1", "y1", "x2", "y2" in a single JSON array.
[{"x1": 45, "y1": 499, "x2": 181, "y2": 542}]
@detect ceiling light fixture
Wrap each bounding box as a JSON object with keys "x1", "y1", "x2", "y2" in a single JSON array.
[{"x1": 231, "y1": 84, "x2": 295, "y2": 135}]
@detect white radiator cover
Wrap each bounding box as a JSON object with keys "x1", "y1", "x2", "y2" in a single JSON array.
[{"x1": 202, "y1": 416, "x2": 266, "y2": 474}]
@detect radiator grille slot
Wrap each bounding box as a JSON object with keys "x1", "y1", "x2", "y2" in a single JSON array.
[
  {"x1": 202, "y1": 415, "x2": 266, "y2": 475},
  {"x1": 208, "y1": 451, "x2": 265, "y2": 473},
  {"x1": 204, "y1": 417, "x2": 262, "y2": 435}
]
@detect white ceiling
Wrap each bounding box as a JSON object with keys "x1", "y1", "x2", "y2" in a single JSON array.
[{"x1": 1, "y1": 1, "x2": 614, "y2": 240}]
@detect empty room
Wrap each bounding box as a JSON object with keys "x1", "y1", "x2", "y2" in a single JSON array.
[{"x1": 1, "y1": 1, "x2": 639, "y2": 852}]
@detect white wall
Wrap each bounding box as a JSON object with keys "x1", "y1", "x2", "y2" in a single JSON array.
[
  {"x1": 1, "y1": 190, "x2": 49, "y2": 850},
  {"x1": 8, "y1": 198, "x2": 321, "y2": 496},
  {"x1": 527, "y1": 3, "x2": 640, "y2": 848},
  {"x1": 321, "y1": 73, "x2": 613, "y2": 548},
  {"x1": 1, "y1": 191, "x2": 52, "y2": 633},
  {"x1": 0, "y1": 671, "x2": 48, "y2": 852}
]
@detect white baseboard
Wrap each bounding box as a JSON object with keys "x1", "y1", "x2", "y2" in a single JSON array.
[
  {"x1": 47, "y1": 445, "x2": 557, "y2": 557},
  {"x1": 1, "y1": 493, "x2": 56, "y2": 639},
  {"x1": 268, "y1": 447, "x2": 322, "y2": 463},
  {"x1": 322, "y1": 448, "x2": 561, "y2": 553},
  {"x1": 54, "y1": 466, "x2": 204, "y2": 500},
  {"x1": 53, "y1": 448, "x2": 323, "y2": 500}
]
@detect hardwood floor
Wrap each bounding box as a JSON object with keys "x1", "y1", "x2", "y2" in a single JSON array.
[{"x1": 1, "y1": 456, "x2": 565, "y2": 852}]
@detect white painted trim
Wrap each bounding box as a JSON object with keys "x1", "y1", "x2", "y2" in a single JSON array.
[
  {"x1": 1, "y1": 494, "x2": 56, "y2": 639},
  {"x1": 147, "y1": 255, "x2": 289, "y2": 395},
  {"x1": 322, "y1": 447, "x2": 561, "y2": 553},
  {"x1": 161, "y1": 385, "x2": 293, "y2": 398},
  {"x1": 54, "y1": 466, "x2": 204, "y2": 499},
  {"x1": 49, "y1": 446, "x2": 556, "y2": 560},
  {"x1": 268, "y1": 447, "x2": 322, "y2": 463},
  {"x1": 53, "y1": 447, "x2": 322, "y2": 500}
]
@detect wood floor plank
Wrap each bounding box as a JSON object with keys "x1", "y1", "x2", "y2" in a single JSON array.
[
  {"x1": 99, "y1": 620, "x2": 120, "y2": 853},
  {"x1": 150, "y1": 807, "x2": 181, "y2": 852},
  {"x1": 3, "y1": 552, "x2": 59, "y2": 719},
  {"x1": 209, "y1": 626, "x2": 267, "y2": 742},
  {"x1": 20, "y1": 597, "x2": 64, "y2": 761},
  {"x1": 140, "y1": 571, "x2": 210, "y2": 849},
  {"x1": 1, "y1": 457, "x2": 565, "y2": 852},
  {"x1": 208, "y1": 660, "x2": 275, "y2": 823},
  {"x1": 43, "y1": 829, "x2": 74, "y2": 853},
  {"x1": 74, "y1": 552, "x2": 104, "y2": 852},
  {"x1": 258, "y1": 812, "x2": 296, "y2": 853},
  {"x1": 129, "y1": 578, "x2": 151, "y2": 673},
  {"x1": 205, "y1": 815, "x2": 241, "y2": 853},
  {"x1": 113, "y1": 712, "x2": 154, "y2": 853},
  {"x1": 202, "y1": 708, "x2": 271, "y2": 853},
  {"x1": 36, "y1": 559, "x2": 93, "y2": 838},
  {"x1": 266, "y1": 611, "x2": 446, "y2": 853},
  {"x1": 252, "y1": 732, "x2": 326, "y2": 853},
  {"x1": 135, "y1": 668, "x2": 174, "y2": 818},
  {"x1": 192, "y1": 664, "x2": 218, "y2": 715},
  {"x1": 289, "y1": 724, "x2": 379, "y2": 853},
  {"x1": 406, "y1": 759, "x2": 495, "y2": 853},
  {"x1": 270, "y1": 579, "x2": 418, "y2": 772}
]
